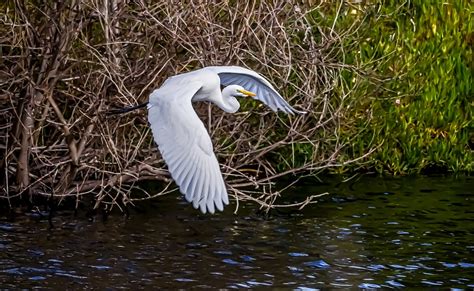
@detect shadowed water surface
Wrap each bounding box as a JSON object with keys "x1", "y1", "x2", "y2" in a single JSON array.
[{"x1": 1, "y1": 176, "x2": 473, "y2": 288}]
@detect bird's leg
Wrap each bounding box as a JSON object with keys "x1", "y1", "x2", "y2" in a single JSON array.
[{"x1": 107, "y1": 102, "x2": 149, "y2": 115}]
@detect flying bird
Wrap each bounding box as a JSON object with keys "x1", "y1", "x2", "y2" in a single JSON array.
[{"x1": 115, "y1": 66, "x2": 305, "y2": 214}]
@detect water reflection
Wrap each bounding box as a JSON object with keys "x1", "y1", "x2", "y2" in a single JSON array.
[{"x1": 0, "y1": 175, "x2": 473, "y2": 288}]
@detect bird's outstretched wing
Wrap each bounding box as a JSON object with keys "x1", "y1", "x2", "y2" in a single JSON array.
[
  {"x1": 148, "y1": 80, "x2": 229, "y2": 214},
  {"x1": 206, "y1": 66, "x2": 305, "y2": 114}
]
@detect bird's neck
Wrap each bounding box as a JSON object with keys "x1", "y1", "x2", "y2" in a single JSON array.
[{"x1": 202, "y1": 88, "x2": 239, "y2": 113}]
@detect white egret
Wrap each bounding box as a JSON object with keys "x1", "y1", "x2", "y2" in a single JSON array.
[{"x1": 146, "y1": 66, "x2": 304, "y2": 214}]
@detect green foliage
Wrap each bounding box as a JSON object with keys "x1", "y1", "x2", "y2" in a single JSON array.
[{"x1": 310, "y1": 0, "x2": 473, "y2": 174}]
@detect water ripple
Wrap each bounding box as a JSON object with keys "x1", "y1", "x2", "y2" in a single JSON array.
[
  {"x1": 0, "y1": 176, "x2": 472, "y2": 288},
  {"x1": 303, "y1": 260, "x2": 330, "y2": 269}
]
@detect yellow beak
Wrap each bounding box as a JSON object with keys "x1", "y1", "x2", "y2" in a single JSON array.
[{"x1": 237, "y1": 88, "x2": 256, "y2": 97}]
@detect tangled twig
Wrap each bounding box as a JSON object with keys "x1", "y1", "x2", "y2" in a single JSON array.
[{"x1": 0, "y1": 1, "x2": 376, "y2": 212}]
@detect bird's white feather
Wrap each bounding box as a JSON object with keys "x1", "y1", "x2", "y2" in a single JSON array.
[
  {"x1": 205, "y1": 66, "x2": 306, "y2": 114},
  {"x1": 148, "y1": 81, "x2": 229, "y2": 214},
  {"x1": 147, "y1": 65, "x2": 303, "y2": 214}
]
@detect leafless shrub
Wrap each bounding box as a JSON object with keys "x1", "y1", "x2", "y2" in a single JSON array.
[{"x1": 0, "y1": 0, "x2": 375, "y2": 212}]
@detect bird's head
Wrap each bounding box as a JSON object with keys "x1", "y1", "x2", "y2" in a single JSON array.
[
  {"x1": 220, "y1": 85, "x2": 256, "y2": 113},
  {"x1": 226, "y1": 85, "x2": 256, "y2": 98}
]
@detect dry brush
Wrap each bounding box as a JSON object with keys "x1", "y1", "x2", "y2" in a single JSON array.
[{"x1": 0, "y1": 0, "x2": 374, "y2": 212}]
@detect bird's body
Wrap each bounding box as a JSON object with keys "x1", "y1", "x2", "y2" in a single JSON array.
[
  {"x1": 161, "y1": 69, "x2": 220, "y2": 102},
  {"x1": 147, "y1": 66, "x2": 304, "y2": 214}
]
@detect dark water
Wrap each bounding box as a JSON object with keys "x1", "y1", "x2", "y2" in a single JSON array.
[{"x1": 1, "y1": 176, "x2": 473, "y2": 289}]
